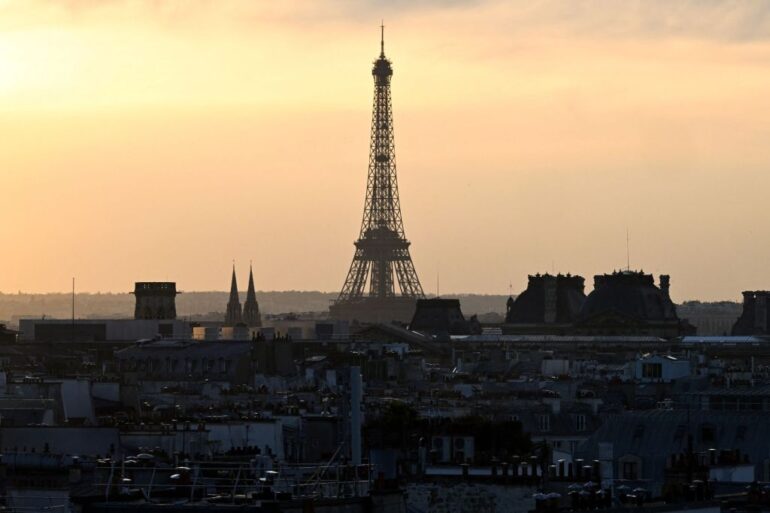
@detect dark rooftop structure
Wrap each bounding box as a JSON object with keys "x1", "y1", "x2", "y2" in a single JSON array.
[
  {"x1": 409, "y1": 298, "x2": 480, "y2": 337},
  {"x1": 132, "y1": 282, "x2": 177, "y2": 320},
  {"x1": 0, "y1": 324, "x2": 18, "y2": 344},
  {"x1": 579, "y1": 272, "x2": 676, "y2": 321},
  {"x1": 574, "y1": 271, "x2": 693, "y2": 338},
  {"x1": 732, "y1": 291, "x2": 770, "y2": 336},
  {"x1": 504, "y1": 273, "x2": 586, "y2": 334}
]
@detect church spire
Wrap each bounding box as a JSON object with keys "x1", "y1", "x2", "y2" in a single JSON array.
[
  {"x1": 224, "y1": 264, "x2": 243, "y2": 326},
  {"x1": 243, "y1": 262, "x2": 262, "y2": 327}
]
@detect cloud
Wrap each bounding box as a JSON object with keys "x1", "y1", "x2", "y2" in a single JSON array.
[
  {"x1": 545, "y1": 0, "x2": 770, "y2": 42},
  {"x1": 4, "y1": 0, "x2": 770, "y2": 43}
]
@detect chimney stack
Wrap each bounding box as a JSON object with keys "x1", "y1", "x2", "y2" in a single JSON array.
[
  {"x1": 755, "y1": 293, "x2": 768, "y2": 332},
  {"x1": 659, "y1": 275, "x2": 670, "y2": 297}
]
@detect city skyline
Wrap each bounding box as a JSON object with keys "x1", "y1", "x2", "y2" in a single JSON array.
[{"x1": 3, "y1": 1, "x2": 770, "y2": 300}]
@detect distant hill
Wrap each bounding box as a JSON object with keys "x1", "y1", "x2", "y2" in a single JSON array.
[
  {"x1": 0, "y1": 291, "x2": 510, "y2": 325},
  {"x1": 0, "y1": 292, "x2": 739, "y2": 334}
]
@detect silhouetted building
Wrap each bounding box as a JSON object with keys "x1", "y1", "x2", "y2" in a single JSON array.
[
  {"x1": 0, "y1": 324, "x2": 18, "y2": 343},
  {"x1": 115, "y1": 340, "x2": 254, "y2": 384},
  {"x1": 409, "y1": 298, "x2": 480, "y2": 337},
  {"x1": 330, "y1": 30, "x2": 424, "y2": 324},
  {"x1": 19, "y1": 318, "x2": 191, "y2": 341},
  {"x1": 732, "y1": 291, "x2": 770, "y2": 335},
  {"x1": 224, "y1": 266, "x2": 243, "y2": 326},
  {"x1": 575, "y1": 271, "x2": 693, "y2": 338},
  {"x1": 242, "y1": 264, "x2": 262, "y2": 327},
  {"x1": 503, "y1": 273, "x2": 586, "y2": 335},
  {"x1": 133, "y1": 282, "x2": 177, "y2": 320}
]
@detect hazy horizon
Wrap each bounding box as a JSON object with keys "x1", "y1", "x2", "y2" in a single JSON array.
[
  {"x1": 3, "y1": 1, "x2": 770, "y2": 302},
  {"x1": 0, "y1": 287, "x2": 743, "y2": 305}
]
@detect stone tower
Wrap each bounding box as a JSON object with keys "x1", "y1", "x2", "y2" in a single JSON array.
[{"x1": 133, "y1": 282, "x2": 178, "y2": 320}]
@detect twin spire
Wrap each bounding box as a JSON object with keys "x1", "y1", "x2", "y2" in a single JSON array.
[{"x1": 224, "y1": 263, "x2": 262, "y2": 327}]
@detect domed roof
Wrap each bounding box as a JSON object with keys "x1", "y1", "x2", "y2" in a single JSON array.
[
  {"x1": 506, "y1": 273, "x2": 586, "y2": 324},
  {"x1": 578, "y1": 271, "x2": 677, "y2": 322}
]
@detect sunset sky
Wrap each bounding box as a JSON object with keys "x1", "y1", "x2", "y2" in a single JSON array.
[{"x1": 2, "y1": 0, "x2": 770, "y2": 301}]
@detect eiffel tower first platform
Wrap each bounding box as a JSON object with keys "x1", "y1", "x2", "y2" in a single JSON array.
[{"x1": 330, "y1": 28, "x2": 425, "y2": 324}]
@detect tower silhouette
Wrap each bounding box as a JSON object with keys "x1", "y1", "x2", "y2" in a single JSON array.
[
  {"x1": 224, "y1": 265, "x2": 243, "y2": 326},
  {"x1": 243, "y1": 263, "x2": 262, "y2": 327},
  {"x1": 331, "y1": 27, "x2": 425, "y2": 323}
]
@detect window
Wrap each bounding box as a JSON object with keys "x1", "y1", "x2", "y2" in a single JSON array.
[
  {"x1": 622, "y1": 461, "x2": 638, "y2": 480},
  {"x1": 642, "y1": 363, "x2": 663, "y2": 379},
  {"x1": 575, "y1": 414, "x2": 586, "y2": 432},
  {"x1": 538, "y1": 414, "x2": 551, "y2": 432},
  {"x1": 701, "y1": 425, "x2": 715, "y2": 443}
]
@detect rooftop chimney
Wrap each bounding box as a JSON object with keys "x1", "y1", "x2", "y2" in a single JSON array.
[
  {"x1": 756, "y1": 293, "x2": 768, "y2": 332},
  {"x1": 742, "y1": 291, "x2": 756, "y2": 315},
  {"x1": 659, "y1": 275, "x2": 670, "y2": 297}
]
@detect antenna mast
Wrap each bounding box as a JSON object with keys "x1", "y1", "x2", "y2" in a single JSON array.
[{"x1": 626, "y1": 228, "x2": 630, "y2": 271}]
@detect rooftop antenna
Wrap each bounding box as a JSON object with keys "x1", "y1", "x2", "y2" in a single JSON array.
[
  {"x1": 71, "y1": 277, "x2": 75, "y2": 343},
  {"x1": 436, "y1": 265, "x2": 440, "y2": 298},
  {"x1": 626, "y1": 228, "x2": 631, "y2": 271},
  {"x1": 380, "y1": 21, "x2": 385, "y2": 57}
]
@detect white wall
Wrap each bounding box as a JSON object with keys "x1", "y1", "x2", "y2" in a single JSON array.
[{"x1": 60, "y1": 379, "x2": 95, "y2": 424}]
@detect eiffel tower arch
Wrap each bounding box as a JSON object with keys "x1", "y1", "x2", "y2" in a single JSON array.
[{"x1": 330, "y1": 28, "x2": 425, "y2": 324}]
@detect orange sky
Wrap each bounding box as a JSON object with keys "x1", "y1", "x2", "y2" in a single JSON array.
[{"x1": 2, "y1": 0, "x2": 770, "y2": 301}]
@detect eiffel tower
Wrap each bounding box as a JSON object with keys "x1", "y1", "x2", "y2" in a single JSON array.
[{"x1": 331, "y1": 27, "x2": 425, "y2": 324}]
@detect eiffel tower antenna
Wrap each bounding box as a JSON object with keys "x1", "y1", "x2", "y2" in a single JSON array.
[{"x1": 331, "y1": 27, "x2": 425, "y2": 323}]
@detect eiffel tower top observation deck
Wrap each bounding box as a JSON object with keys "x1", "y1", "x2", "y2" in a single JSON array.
[{"x1": 331, "y1": 27, "x2": 425, "y2": 323}]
